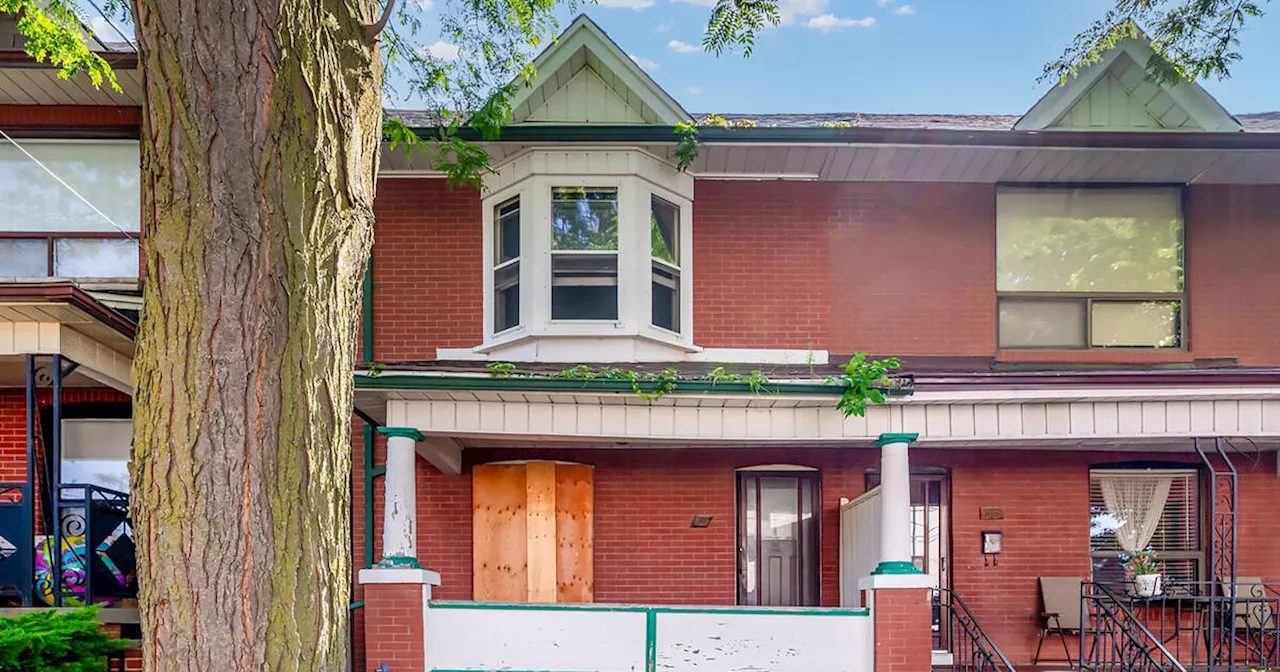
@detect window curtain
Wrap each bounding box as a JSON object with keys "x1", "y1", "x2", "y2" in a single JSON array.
[{"x1": 1098, "y1": 474, "x2": 1174, "y2": 553}]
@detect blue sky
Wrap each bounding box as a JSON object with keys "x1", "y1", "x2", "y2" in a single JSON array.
[
  {"x1": 572, "y1": 0, "x2": 1279, "y2": 115},
  {"x1": 85, "y1": 1, "x2": 1278, "y2": 115}
]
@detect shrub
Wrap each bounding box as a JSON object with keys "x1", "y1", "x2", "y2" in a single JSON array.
[{"x1": 0, "y1": 606, "x2": 127, "y2": 672}]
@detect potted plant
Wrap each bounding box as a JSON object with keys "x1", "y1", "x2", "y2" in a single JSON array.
[{"x1": 1122, "y1": 547, "x2": 1163, "y2": 597}]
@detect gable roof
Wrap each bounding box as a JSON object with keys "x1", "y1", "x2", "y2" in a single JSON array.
[
  {"x1": 1015, "y1": 36, "x2": 1241, "y2": 132},
  {"x1": 507, "y1": 14, "x2": 690, "y2": 125}
]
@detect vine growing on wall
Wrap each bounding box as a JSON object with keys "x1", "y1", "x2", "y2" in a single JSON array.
[
  {"x1": 484, "y1": 354, "x2": 904, "y2": 416},
  {"x1": 674, "y1": 114, "x2": 760, "y2": 172}
]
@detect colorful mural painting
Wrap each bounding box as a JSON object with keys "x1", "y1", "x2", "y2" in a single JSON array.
[{"x1": 34, "y1": 533, "x2": 87, "y2": 606}]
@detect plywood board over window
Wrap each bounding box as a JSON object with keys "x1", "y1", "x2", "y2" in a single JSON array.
[{"x1": 473, "y1": 461, "x2": 594, "y2": 602}]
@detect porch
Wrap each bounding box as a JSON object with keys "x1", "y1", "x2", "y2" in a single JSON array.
[{"x1": 352, "y1": 372, "x2": 1280, "y2": 672}]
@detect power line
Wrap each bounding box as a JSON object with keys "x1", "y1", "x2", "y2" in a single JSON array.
[{"x1": 0, "y1": 128, "x2": 137, "y2": 241}]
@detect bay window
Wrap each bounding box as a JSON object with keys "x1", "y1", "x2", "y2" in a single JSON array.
[
  {"x1": 997, "y1": 187, "x2": 1184, "y2": 349},
  {"x1": 0, "y1": 140, "x2": 140, "y2": 281},
  {"x1": 480, "y1": 149, "x2": 694, "y2": 356}
]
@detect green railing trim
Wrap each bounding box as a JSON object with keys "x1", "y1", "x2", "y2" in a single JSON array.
[
  {"x1": 426, "y1": 600, "x2": 869, "y2": 617},
  {"x1": 369, "y1": 465, "x2": 386, "y2": 478},
  {"x1": 645, "y1": 608, "x2": 657, "y2": 672},
  {"x1": 348, "y1": 601, "x2": 364, "y2": 610},
  {"x1": 873, "y1": 432, "x2": 919, "y2": 447},
  {"x1": 871, "y1": 560, "x2": 925, "y2": 575}
]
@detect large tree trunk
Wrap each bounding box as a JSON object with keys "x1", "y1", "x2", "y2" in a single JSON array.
[{"x1": 129, "y1": 1, "x2": 382, "y2": 669}]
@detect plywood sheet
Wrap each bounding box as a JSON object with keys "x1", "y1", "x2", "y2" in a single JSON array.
[
  {"x1": 473, "y1": 464, "x2": 528, "y2": 601},
  {"x1": 555, "y1": 463, "x2": 595, "y2": 603},
  {"x1": 525, "y1": 461, "x2": 558, "y2": 602}
]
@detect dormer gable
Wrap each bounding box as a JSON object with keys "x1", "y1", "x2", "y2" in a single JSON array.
[
  {"x1": 1016, "y1": 36, "x2": 1241, "y2": 132},
  {"x1": 509, "y1": 15, "x2": 689, "y2": 125}
]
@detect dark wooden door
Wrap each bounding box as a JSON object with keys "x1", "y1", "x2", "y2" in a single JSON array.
[{"x1": 737, "y1": 471, "x2": 819, "y2": 606}]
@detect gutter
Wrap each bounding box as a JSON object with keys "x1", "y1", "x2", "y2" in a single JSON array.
[
  {"x1": 355, "y1": 373, "x2": 859, "y2": 396},
  {"x1": 402, "y1": 124, "x2": 1280, "y2": 151},
  {"x1": 0, "y1": 282, "x2": 137, "y2": 338}
]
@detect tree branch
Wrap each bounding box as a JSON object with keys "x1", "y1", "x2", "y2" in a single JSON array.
[{"x1": 364, "y1": 0, "x2": 396, "y2": 42}]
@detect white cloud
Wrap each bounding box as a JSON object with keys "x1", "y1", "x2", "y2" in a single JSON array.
[
  {"x1": 670, "y1": 0, "x2": 717, "y2": 6},
  {"x1": 776, "y1": 0, "x2": 828, "y2": 26},
  {"x1": 685, "y1": 86, "x2": 703, "y2": 95},
  {"x1": 805, "y1": 14, "x2": 875, "y2": 32},
  {"x1": 598, "y1": 0, "x2": 656, "y2": 9},
  {"x1": 629, "y1": 54, "x2": 660, "y2": 71},
  {"x1": 668, "y1": 39, "x2": 701, "y2": 54},
  {"x1": 875, "y1": 0, "x2": 895, "y2": 6},
  {"x1": 425, "y1": 40, "x2": 461, "y2": 61},
  {"x1": 411, "y1": 0, "x2": 434, "y2": 10},
  {"x1": 893, "y1": 4, "x2": 916, "y2": 14}
]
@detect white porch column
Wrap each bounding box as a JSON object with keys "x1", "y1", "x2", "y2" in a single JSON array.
[
  {"x1": 376, "y1": 426, "x2": 423, "y2": 567},
  {"x1": 873, "y1": 432, "x2": 920, "y2": 575}
]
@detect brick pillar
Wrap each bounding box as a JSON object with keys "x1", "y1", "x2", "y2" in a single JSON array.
[
  {"x1": 867, "y1": 585, "x2": 933, "y2": 672},
  {"x1": 359, "y1": 567, "x2": 440, "y2": 672}
]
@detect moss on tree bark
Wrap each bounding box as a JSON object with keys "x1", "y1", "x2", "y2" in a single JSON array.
[{"x1": 129, "y1": 1, "x2": 382, "y2": 669}]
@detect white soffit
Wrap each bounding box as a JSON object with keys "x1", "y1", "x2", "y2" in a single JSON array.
[
  {"x1": 1015, "y1": 37, "x2": 1241, "y2": 132},
  {"x1": 508, "y1": 15, "x2": 690, "y2": 126}
]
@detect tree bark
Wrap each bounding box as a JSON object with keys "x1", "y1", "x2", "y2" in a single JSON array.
[{"x1": 129, "y1": 1, "x2": 382, "y2": 669}]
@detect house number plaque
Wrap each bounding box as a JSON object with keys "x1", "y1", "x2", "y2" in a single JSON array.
[{"x1": 979, "y1": 506, "x2": 1004, "y2": 521}]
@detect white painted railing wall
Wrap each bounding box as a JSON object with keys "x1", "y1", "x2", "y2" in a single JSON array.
[
  {"x1": 840, "y1": 486, "x2": 881, "y2": 608},
  {"x1": 423, "y1": 601, "x2": 873, "y2": 672}
]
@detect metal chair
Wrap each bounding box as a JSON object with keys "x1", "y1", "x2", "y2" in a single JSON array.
[{"x1": 1034, "y1": 576, "x2": 1083, "y2": 666}]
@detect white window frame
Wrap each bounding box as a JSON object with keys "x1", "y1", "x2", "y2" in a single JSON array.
[{"x1": 480, "y1": 148, "x2": 695, "y2": 355}]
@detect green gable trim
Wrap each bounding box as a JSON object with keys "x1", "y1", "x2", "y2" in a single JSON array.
[
  {"x1": 377, "y1": 426, "x2": 424, "y2": 441},
  {"x1": 871, "y1": 561, "x2": 924, "y2": 576},
  {"x1": 874, "y1": 432, "x2": 919, "y2": 447}
]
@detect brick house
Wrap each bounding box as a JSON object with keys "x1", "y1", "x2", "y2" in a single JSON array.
[{"x1": 5, "y1": 11, "x2": 1280, "y2": 672}]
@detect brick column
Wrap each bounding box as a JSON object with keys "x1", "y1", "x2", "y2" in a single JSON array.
[
  {"x1": 862, "y1": 582, "x2": 933, "y2": 672},
  {"x1": 358, "y1": 567, "x2": 440, "y2": 672}
]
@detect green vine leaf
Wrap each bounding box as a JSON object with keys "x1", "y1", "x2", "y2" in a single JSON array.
[
  {"x1": 831, "y1": 354, "x2": 902, "y2": 418},
  {"x1": 674, "y1": 122, "x2": 700, "y2": 172}
]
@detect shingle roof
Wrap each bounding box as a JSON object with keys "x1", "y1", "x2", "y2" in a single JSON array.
[{"x1": 387, "y1": 108, "x2": 1280, "y2": 132}]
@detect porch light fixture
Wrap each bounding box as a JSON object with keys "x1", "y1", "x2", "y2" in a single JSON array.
[
  {"x1": 690, "y1": 514, "x2": 713, "y2": 528},
  {"x1": 982, "y1": 530, "x2": 1002, "y2": 566}
]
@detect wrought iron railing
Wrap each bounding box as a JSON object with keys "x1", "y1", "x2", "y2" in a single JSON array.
[
  {"x1": 935, "y1": 588, "x2": 1016, "y2": 672},
  {"x1": 1097, "y1": 579, "x2": 1280, "y2": 672},
  {"x1": 1081, "y1": 581, "x2": 1188, "y2": 672},
  {"x1": 50, "y1": 484, "x2": 136, "y2": 607}
]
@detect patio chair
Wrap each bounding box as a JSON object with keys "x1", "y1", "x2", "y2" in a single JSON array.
[
  {"x1": 1221, "y1": 576, "x2": 1278, "y2": 661},
  {"x1": 1034, "y1": 576, "x2": 1082, "y2": 666}
]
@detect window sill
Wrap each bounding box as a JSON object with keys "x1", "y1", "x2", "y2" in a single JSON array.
[
  {"x1": 465, "y1": 328, "x2": 699, "y2": 363},
  {"x1": 997, "y1": 349, "x2": 1194, "y2": 365}
]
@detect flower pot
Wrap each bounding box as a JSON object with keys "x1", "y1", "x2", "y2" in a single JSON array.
[{"x1": 1135, "y1": 573, "x2": 1163, "y2": 597}]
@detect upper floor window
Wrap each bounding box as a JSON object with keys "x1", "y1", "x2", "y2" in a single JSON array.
[
  {"x1": 0, "y1": 140, "x2": 140, "y2": 280},
  {"x1": 480, "y1": 149, "x2": 694, "y2": 356},
  {"x1": 997, "y1": 187, "x2": 1183, "y2": 349}
]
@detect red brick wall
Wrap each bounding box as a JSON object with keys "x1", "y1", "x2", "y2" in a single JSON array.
[
  {"x1": 872, "y1": 586, "x2": 933, "y2": 672},
  {"x1": 0, "y1": 387, "x2": 131, "y2": 485},
  {"x1": 361, "y1": 582, "x2": 426, "y2": 672},
  {"x1": 353, "y1": 444, "x2": 1280, "y2": 665},
  {"x1": 371, "y1": 179, "x2": 483, "y2": 362},
  {"x1": 369, "y1": 180, "x2": 1280, "y2": 364}
]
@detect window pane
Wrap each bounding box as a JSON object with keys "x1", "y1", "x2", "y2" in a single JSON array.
[
  {"x1": 651, "y1": 196, "x2": 678, "y2": 264},
  {"x1": 1092, "y1": 301, "x2": 1180, "y2": 348},
  {"x1": 496, "y1": 198, "x2": 520, "y2": 264},
  {"x1": 997, "y1": 187, "x2": 1183, "y2": 293},
  {"x1": 652, "y1": 262, "x2": 680, "y2": 332},
  {"x1": 494, "y1": 261, "x2": 519, "y2": 332},
  {"x1": 998, "y1": 299, "x2": 1085, "y2": 348},
  {"x1": 551, "y1": 254, "x2": 617, "y2": 320},
  {"x1": 552, "y1": 188, "x2": 618, "y2": 251},
  {"x1": 54, "y1": 238, "x2": 139, "y2": 278},
  {"x1": 0, "y1": 141, "x2": 140, "y2": 233},
  {"x1": 0, "y1": 239, "x2": 48, "y2": 276}
]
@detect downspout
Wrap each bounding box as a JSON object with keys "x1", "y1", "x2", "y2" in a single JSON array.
[{"x1": 361, "y1": 255, "x2": 376, "y2": 569}]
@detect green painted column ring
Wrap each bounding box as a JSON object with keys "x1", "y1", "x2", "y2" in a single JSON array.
[
  {"x1": 874, "y1": 432, "x2": 919, "y2": 447},
  {"x1": 871, "y1": 560, "x2": 924, "y2": 575},
  {"x1": 378, "y1": 426, "x2": 424, "y2": 441}
]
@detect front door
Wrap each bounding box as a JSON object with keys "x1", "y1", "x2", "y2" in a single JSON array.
[{"x1": 737, "y1": 471, "x2": 819, "y2": 606}]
